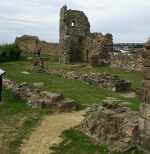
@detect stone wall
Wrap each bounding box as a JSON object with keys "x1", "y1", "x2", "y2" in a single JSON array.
[
  {"x1": 15, "y1": 35, "x2": 60, "y2": 57},
  {"x1": 81, "y1": 33, "x2": 113, "y2": 64},
  {"x1": 111, "y1": 52, "x2": 143, "y2": 72},
  {"x1": 47, "y1": 69, "x2": 131, "y2": 92},
  {"x1": 59, "y1": 5, "x2": 113, "y2": 64},
  {"x1": 138, "y1": 39, "x2": 150, "y2": 153},
  {"x1": 3, "y1": 79, "x2": 78, "y2": 112}
]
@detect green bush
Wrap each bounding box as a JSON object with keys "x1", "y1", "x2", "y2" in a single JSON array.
[{"x1": 0, "y1": 44, "x2": 22, "y2": 62}]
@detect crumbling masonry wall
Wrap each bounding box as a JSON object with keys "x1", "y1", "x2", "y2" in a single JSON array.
[
  {"x1": 138, "y1": 39, "x2": 150, "y2": 153},
  {"x1": 59, "y1": 5, "x2": 113, "y2": 64},
  {"x1": 111, "y1": 52, "x2": 143, "y2": 72},
  {"x1": 15, "y1": 35, "x2": 60, "y2": 57}
]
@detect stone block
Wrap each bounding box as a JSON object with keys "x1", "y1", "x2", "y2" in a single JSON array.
[
  {"x1": 89, "y1": 55, "x2": 100, "y2": 67},
  {"x1": 58, "y1": 98, "x2": 78, "y2": 112},
  {"x1": 143, "y1": 59, "x2": 150, "y2": 67},
  {"x1": 140, "y1": 104, "x2": 150, "y2": 120},
  {"x1": 40, "y1": 91, "x2": 64, "y2": 104},
  {"x1": 142, "y1": 51, "x2": 150, "y2": 59},
  {"x1": 144, "y1": 72, "x2": 150, "y2": 80}
]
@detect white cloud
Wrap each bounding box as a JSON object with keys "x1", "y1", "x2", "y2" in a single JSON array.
[{"x1": 0, "y1": 0, "x2": 150, "y2": 43}]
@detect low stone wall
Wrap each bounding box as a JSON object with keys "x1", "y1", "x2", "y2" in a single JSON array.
[
  {"x1": 48, "y1": 70, "x2": 131, "y2": 92},
  {"x1": 111, "y1": 53, "x2": 143, "y2": 72},
  {"x1": 3, "y1": 79, "x2": 78, "y2": 112},
  {"x1": 80, "y1": 98, "x2": 138, "y2": 153}
]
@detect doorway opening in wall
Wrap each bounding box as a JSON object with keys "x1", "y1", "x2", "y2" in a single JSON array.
[{"x1": 86, "y1": 50, "x2": 89, "y2": 62}]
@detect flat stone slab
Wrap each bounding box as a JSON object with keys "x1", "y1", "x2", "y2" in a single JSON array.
[
  {"x1": 119, "y1": 92, "x2": 136, "y2": 98},
  {"x1": 22, "y1": 71, "x2": 31, "y2": 75},
  {"x1": 33, "y1": 82, "x2": 45, "y2": 88}
]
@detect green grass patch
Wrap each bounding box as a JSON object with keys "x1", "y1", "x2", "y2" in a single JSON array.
[
  {"x1": 50, "y1": 129, "x2": 107, "y2": 154},
  {"x1": 46, "y1": 61, "x2": 143, "y2": 90},
  {"x1": 0, "y1": 60, "x2": 143, "y2": 153},
  {"x1": 0, "y1": 89, "x2": 45, "y2": 154},
  {"x1": 0, "y1": 61, "x2": 141, "y2": 110},
  {"x1": 50, "y1": 129, "x2": 141, "y2": 154}
]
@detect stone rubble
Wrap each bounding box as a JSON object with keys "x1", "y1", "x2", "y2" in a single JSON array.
[
  {"x1": 111, "y1": 52, "x2": 143, "y2": 72},
  {"x1": 3, "y1": 79, "x2": 78, "y2": 112},
  {"x1": 48, "y1": 69, "x2": 131, "y2": 92},
  {"x1": 80, "y1": 98, "x2": 138, "y2": 153}
]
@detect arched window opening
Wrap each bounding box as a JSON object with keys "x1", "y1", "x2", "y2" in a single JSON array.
[{"x1": 71, "y1": 21, "x2": 76, "y2": 27}]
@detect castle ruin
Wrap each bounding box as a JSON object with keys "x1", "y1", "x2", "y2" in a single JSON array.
[{"x1": 59, "y1": 5, "x2": 113, "y2": 64}]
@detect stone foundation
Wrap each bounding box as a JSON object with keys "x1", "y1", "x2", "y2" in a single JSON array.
[
  {"x1": 3, "y1": 79, "x2": 78, "y2": 112},
  {"x1": 47, "y1": 69, "x2": 131, "y2": 92}
]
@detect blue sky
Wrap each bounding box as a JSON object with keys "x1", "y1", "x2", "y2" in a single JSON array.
[{"x1": 0, "y1": 0, "x2": 150, "y2": 44}]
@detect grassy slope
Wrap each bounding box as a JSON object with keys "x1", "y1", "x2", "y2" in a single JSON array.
[
  {"x1": 50, "y1": 129, "x2": 141, "y2": 154},
  {"x1": 0, "y1": 60, "x2": 143, "y2": 154},
  {"x1": 1, "y1": 61, "x2": 141, "y2": 110},
  {"x1": 0, "y1": 89, "x2": 45, "y2": 154},
  {"x1": 45, "y1": 62, "x2": 143, "y2": 90}
]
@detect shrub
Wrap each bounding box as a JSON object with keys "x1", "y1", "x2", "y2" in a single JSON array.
[{"x1": 0, "y1": 44, "x2": 22, "y2": 62}]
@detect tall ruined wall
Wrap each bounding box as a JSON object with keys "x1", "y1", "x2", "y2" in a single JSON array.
[
  {"x1": 59, "y1": 5, "x2": 91, "y2": 63},
  {"x1": 59, "y1": 5, "x2": 113, "y2": 64},
  {"x1": 15, "y1": 35, "x2": 60, "y2": 57},
  {"x1": 81, "y1": 33, "x2": 113, "y2": 62},
  {"x1": 138, "y1": 39, "x2": 150, "y2": 153},
  {"x1": 111, "y1": 52, "x2": 143, "y2": 72},
  {"x1": 15, "y1": 35, "x2": 38, "y2": 53}
]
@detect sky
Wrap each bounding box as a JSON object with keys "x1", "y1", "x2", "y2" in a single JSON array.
[{"x1": 0, "y1": 0, "x2": 150, "y2": 44}]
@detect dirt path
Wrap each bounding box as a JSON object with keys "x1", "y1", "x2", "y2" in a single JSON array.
[{"x1": 20, "y1": 110, "x2": 85, "y2": 154}]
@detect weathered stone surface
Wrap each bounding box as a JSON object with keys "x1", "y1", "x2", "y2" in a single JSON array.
[
  {"x1": 80, "y1": 98, "x2": 138, "y2": 153},
  {"x1": 111, "y1": 52, "x2": 143, "y2": 71},
  {"x1": 32, "y1": 55, "x2": 45, "y2": 72},
  {"x1": 48, "y1": 69, "x2": 131, "y2": 92},
  {"x1": 33, "y1": 82, "x2": 45, "y2": 88},
  {"x1": 15, "y1": 35, "x2": 60, "y2": 57},
  {"x1": 143, "y1": 58, "x2": 150, "y2": 67},
  {"x1": 59, "y1": 5, "x2": 113, "y2": 64},
  {"x1": 140, "y1": 104, "x2": 150, "y2": 120},
  {"x1": 138, "y1": 38, "x2": 150, "y2": 153},
  {"x1": 58, "y1": 98, "x2": 78, "y2": 112},
  {"x1": 89, "y1": 54, "x2": 100, "y2": 66},
  {"x1": 3, "y1": 79, "x2": 78, "y2": 112}
]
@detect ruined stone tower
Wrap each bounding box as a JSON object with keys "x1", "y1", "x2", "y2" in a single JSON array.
[
  {"x1": 59, "y1": 5, "x2": 113, "y2": 64},
  {"x1": 138, "y1": 39, "x2": 150, "y2": 153}
]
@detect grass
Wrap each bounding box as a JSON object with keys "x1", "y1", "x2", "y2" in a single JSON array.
[
  {"x1": 50, "y1": 129, "x2": 141, "y2": 154},
  {"x1": 1, "y1": 61, "x2": 141, "y2": 110},
  {"x1": 45, "y1": 61, "x2": 143, "y2": 90},
  {"x1": 0, "y1": 59, "x2": 143, "y2": 153},
  {"x1": 0, "y1": 89, "x2": 46, "y2": 154},
  {"x1": 50, "y1": 129, "x2": 108, "y2": 154}
]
